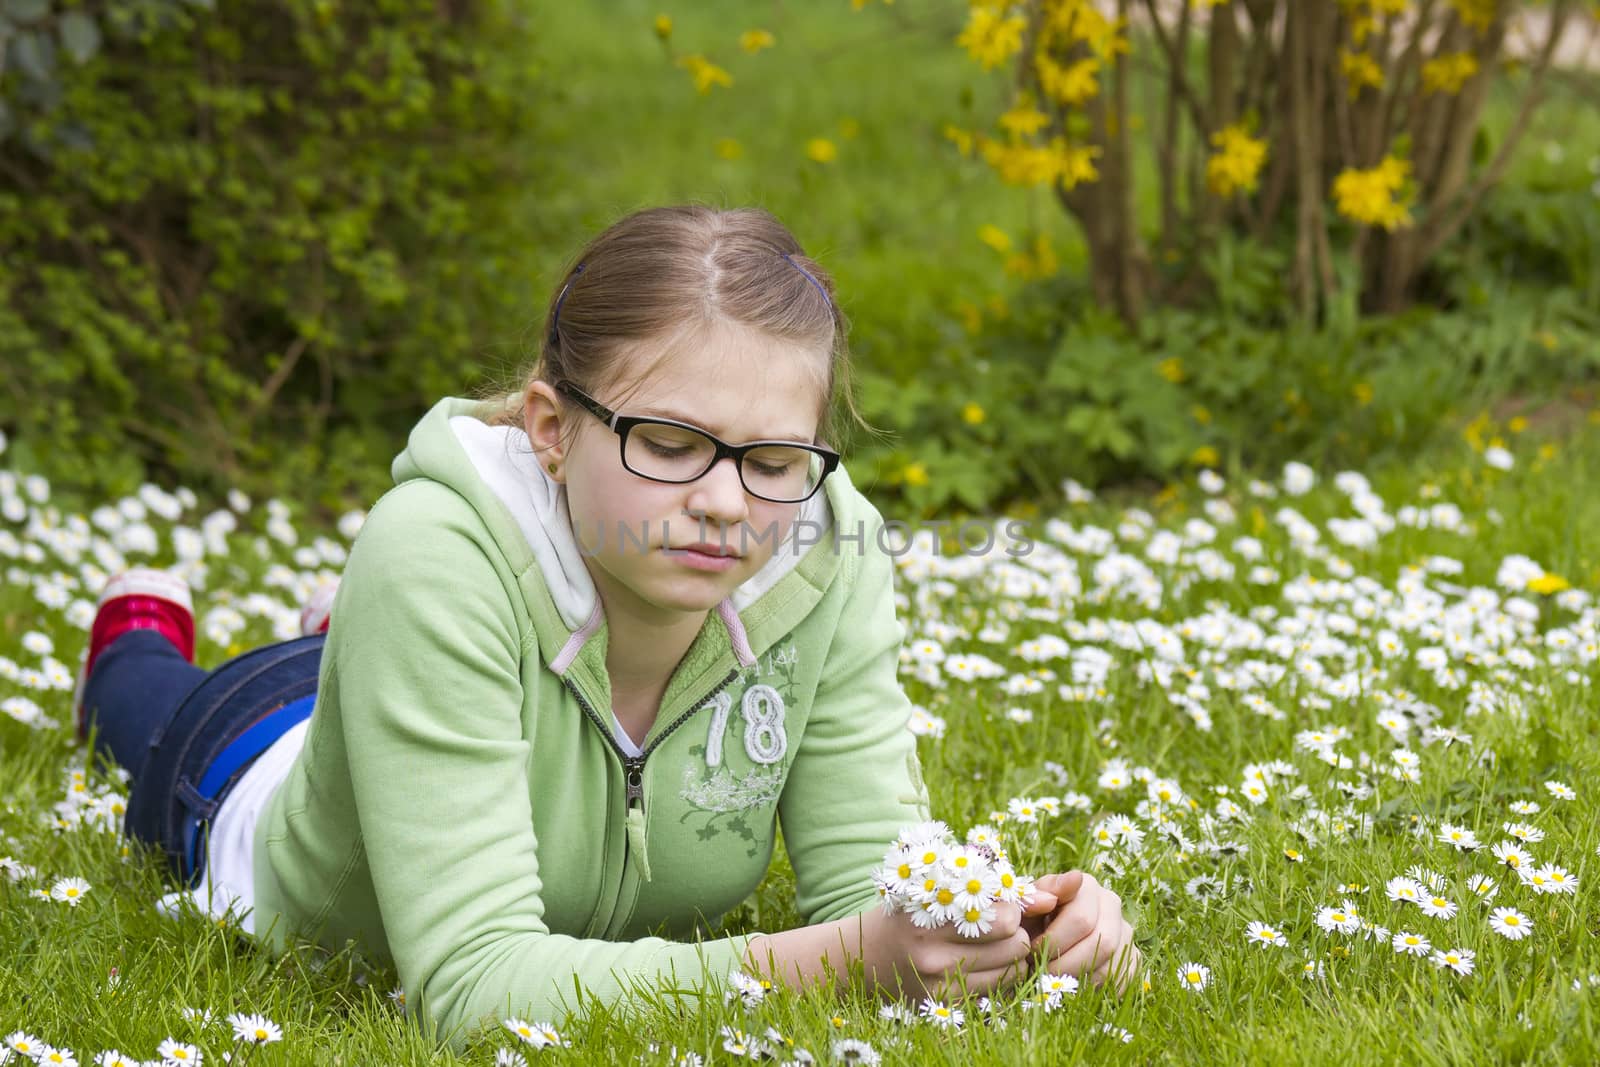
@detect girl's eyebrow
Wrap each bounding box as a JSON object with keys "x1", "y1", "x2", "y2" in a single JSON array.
[{"x1": 633, "y1": 406, "x2": 814, "y2": 444}]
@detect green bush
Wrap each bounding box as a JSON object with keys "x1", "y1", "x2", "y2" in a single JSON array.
[
  {"x1": 0, "y1": 0, "x2": 544, "y2": 507},
  {"x1": 852, "y1": 241, "x2": 1600, "y2": 517}
]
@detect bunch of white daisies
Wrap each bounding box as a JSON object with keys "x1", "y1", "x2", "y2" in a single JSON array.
[{"x1": 872, "y1": 820, "x2": 1036, "y2": 938}]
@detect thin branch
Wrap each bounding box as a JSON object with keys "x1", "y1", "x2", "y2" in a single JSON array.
[
  {"x1": 1140, "y1": 0, "x2": 1211, "y2": 133},
  {"x1": 1417, "y1": 0, "x2": 1574, "y2": 262}
]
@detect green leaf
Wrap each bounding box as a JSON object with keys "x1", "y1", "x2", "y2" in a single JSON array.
[
  {"x1": 0, "y1": 99, "x2": 12, "y2": 142},
  {"x1": 58, "y1": 11, "x2": 98, "y2": 64},
  {"x1": 2, "y1": 0, "x2": 49, "y2": 24}
]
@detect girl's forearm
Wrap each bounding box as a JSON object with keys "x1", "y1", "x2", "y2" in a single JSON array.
[{"x1": 740, "y1": 908, "x2": 889, "y2": 995}]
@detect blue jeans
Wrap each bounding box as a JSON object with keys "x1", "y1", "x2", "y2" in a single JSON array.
[{"x1": 82, "y1": 629, "x2": 324, "y2": 887}]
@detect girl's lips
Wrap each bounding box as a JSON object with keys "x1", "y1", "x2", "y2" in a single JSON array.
[{"x1": 662, "y1": 546, "x2": 740, "y2": 572}]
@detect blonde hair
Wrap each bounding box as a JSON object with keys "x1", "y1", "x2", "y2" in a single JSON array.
[{"x1": 486, "y1": 204, "x2": 872, "y2": 454}]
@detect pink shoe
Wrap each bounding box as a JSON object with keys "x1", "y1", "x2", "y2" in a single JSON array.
[
  {"x1": 75, "y1": 568, "x2": 196, "y2": 739},
  {"x1": 299, "y1": 580, "x2": 338, "y2": 637}
]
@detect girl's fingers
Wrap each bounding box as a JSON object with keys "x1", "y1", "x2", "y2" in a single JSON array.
[
  {"x1": 1050, "y1": 919, "x2": 1122, "y2": 979},
  {"x1": 1031, "y1": 870, "x2": 1085, "y2": 904},
  {"x1": 954, "y1": 926, "x2": 1035, "y2": 974},
  {"x1": 1021, "y1": 889, "x2": 1058, "y2": 917},
  {"x1": 1032, "y1": 887, "x2": 1102, "y2": 957}
]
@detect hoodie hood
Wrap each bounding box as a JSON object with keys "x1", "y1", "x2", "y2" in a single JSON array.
[{"x1": 390, "y1": 396, "x2": 850, "y2": 682}]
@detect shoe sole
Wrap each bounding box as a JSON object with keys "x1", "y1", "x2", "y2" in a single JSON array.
[{"x1": 75, "y1": 567, "x2": 195, "y2": 738}]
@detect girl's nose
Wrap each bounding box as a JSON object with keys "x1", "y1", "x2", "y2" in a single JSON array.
[{"x1": 683, "y1": 457, "x2": 750, "y2": 528}]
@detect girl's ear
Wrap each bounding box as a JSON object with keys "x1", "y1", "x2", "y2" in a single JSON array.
[{"x1": 522, "y1": 381, "x2": 567, "y2": 479}]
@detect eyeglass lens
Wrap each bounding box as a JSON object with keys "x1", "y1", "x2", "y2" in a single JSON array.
[{"x1": 625, "y1": 423, "x2": 823, "y2": 502}]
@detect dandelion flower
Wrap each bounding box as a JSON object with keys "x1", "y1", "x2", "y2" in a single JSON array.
[{"x1": 1489, "y1": 907, "x2": 1533, "y2": 941}]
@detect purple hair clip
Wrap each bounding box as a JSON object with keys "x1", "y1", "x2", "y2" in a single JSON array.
[
  {"x1": 548, "y1": 262, "x2": 586, "y2": 347},
  {"x1": 780, "y1": 252, "x2": 832, "y2": 310}
]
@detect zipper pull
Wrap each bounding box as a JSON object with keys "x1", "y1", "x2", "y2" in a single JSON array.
[
  {"x1": 622, "y1": 757, "x2": 652, "y2": 882},
  {"x1": 624, "y1": 757, "x2": 645, "y2": 806}
]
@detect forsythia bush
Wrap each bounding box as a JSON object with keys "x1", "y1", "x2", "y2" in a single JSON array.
[{"x1": 946, "y1": 0, "x2": 1583, "y2": 318}]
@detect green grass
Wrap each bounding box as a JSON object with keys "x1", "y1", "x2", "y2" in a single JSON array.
[{"x1": 4, "y1": 425, "x2": 1600, "y2": 1064}]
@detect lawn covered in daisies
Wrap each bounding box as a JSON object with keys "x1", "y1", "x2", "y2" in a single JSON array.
[{"x1": 2, "y1": 427, "x2": 1599, "y2": 1066}]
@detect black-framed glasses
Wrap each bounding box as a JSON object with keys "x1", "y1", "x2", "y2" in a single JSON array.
[{"x1": 555, "y1": 380, "x2": 840, "y2": 504}]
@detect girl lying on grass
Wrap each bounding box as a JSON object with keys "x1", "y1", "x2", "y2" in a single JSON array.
[{"x1": 75, "y1": 204, "x2": 1140, "y2": 1049}]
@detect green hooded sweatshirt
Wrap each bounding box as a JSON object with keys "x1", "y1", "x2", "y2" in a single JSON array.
[{"x1": 250, "y1": 397, "x2": 933, "y2": 1047}]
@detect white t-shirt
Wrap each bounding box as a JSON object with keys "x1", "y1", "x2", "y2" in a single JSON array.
[{"x1": 170, "y1": 714, "x2": 643, "y2": 932}]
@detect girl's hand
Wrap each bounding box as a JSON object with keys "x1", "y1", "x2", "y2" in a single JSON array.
[
  {"x1": 1024, "y1": 871, "x2": 1140, "y2": 992},
  {"x1": 860, "y1": 887, "x2": 1060, "y2": 1001}
]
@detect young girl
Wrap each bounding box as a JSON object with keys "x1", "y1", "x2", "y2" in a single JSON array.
[{"x1": 75, "y1": 205, "x2": 1138, "y2": 1049}]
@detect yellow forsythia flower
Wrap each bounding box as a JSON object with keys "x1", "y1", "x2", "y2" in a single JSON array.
[
  {"x1": 1004, "y1": 233, "x2": 1059, "y2": 280},
  {"x1": 806, "y1": 137, "x2": 838, "y2": 163},
  {"x1": 998, "y1": 98, "x2": 1050, "y2": 138},
  {"x1": 957, "y1": 6, "x2": 1026, "y2": 70},
  {"x1": 1037, "y1": 55, "x2": 1100, "y2": 106},
  {"x1": 1339, "y1": 48, "x2": 1384, "y2": 96},
  {"x1": 1332, "y1": 156, "x2": 1415, "y2": 230},
  {"x1": 739, "y1": 29, "x2": 775, "y2": 54},
  {"x1": 962, "y1": 402, "x2": 987, "y2": 425},
  {"x1": 1158, "y1": 357, "x2": 1185, "y2": 383},
  {"x1": 1450, "y1": 0, "x2": 1496, "y2": 33},
  {"x1": 653, "y1": 13, "x2": 673, "y2": 41},
  {"x1": 1421, "y1": 52, "x2": 1479, "y2": 94},
  {"x1": 944, "y1": 124, "x2": 976, "y2": 158},
  {"x1": 902, "y1": 462, "x2": 930, "y2": 487},
  {"x1": 1190, "y1": 445, "x2": 1220, "y2": 467},
  {"x1": 955, "y1": 300, "x2": 983, "y2": 335},
  {"x1": 1206, "y1": 123, "x2": 1267, "y2": 197},
  {"x1": 678, "y1": 55, "x2": 733, "y2": 94},
  {"x1": 977, "y1": 224, "x2": 1013, "y2": 254},
  {"x1": 1057, "y1": 142, "x2": 1102, "y2": 188}
]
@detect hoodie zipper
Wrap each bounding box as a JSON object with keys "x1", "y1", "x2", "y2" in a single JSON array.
[{"x1": 561, "y1": 665, "x2": 741, "y2": 817}]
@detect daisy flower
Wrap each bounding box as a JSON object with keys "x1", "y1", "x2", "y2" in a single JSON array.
[
  {"x1": 4, "y1": 1033, "x2": 43, "y2": 1059},
  {"x1": 1431, "y1": 947, "x2": 1475, "y2": 976},
  {"x1": 1437, "y1": 823, "x2": 1480, "y2": 851},
  {"x1": 1502, "y1": 821, "x2": 1545, "y2": 844},
  {"x1": 1177, "y1": 962, "x2": 1212, "y2": 992},
  {"x1": 1544, "y1": 780, "x2": 1576, "y2": 801},
  {"x1": 1037, "y1": 973, "x2": 1079, "y2": 997},
  {"x1": 1521, "y1": 864, "x2": 1578, "y2": 895},
  {"x1": 37, "y1": 1047, "x2": 76, "y2": 1067},
  {"x1": 95, "y1": 1052, "x2": 137, "y2": 1067},
  {"x1": 955, "y1": 904, "x2": 996, "y2": 939},
  {"x1": 494, "y1": 1049, "x2": 528, "y2": 1067},
  {"x1": 919, "y1": 999, "x2": 963, "y2": 1028},
  {"x1": 1419, "y1": 895, "x2": 1458, "y2": 920},
  {"x1": 1489, "y1": 907, "x2": 1533, "y2": 941},
  {"x1": 1245, "y1": 920, "x2": 1287, "y2": 948},
  {"x1": 50, "y1": 876, "x2": 91, "y2": 906},
  {"x1": 155, "y1": 1039, "x2": 200, "y2": 1064},
  {"x1": 1491, "y1": 841, "x2": 1534, "y2": 871},
  {"x1": 830, "y1": 1039, "x2": 881, "y2": 1065},
  {"x1": 225, "y1": 1013, "x2": 282, "y2": 1044},
  {"x1": 720, "y1": 1027, "x2": 760, "y2": 1058},
  {"x1": 1314, "y1": 903, "x2": 1361, "y2": 934},
  {"x1": 1384, "y1": 876, "x2": 1423, "y2": 905},
  {"x1": 1466, "y1": 873, "x2": 1499, "y2": 903},
  {"x1": 1392, "y1": 930, "x2": 1431, "y2": 957}
]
